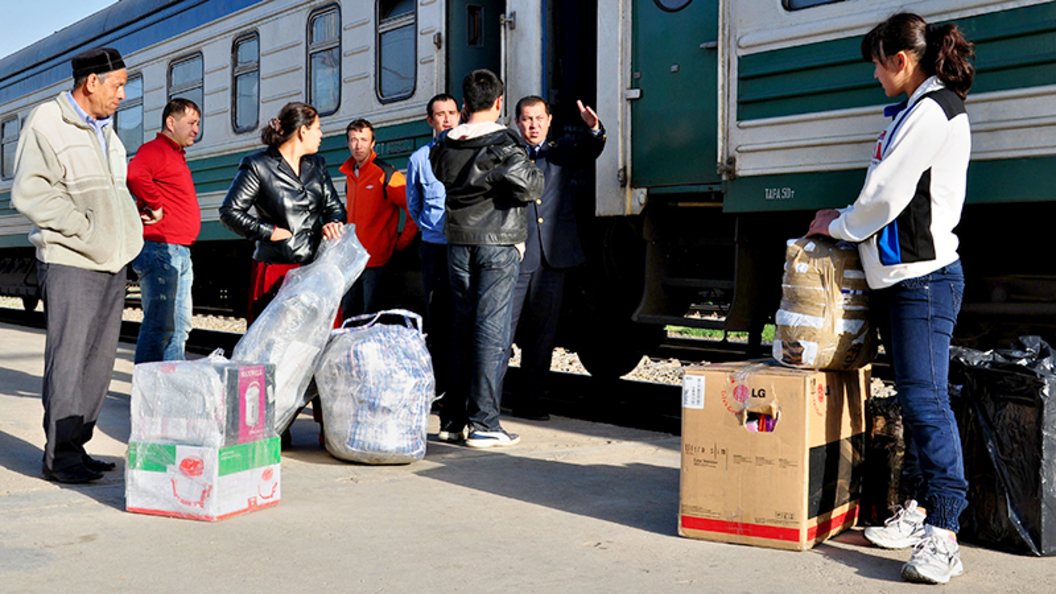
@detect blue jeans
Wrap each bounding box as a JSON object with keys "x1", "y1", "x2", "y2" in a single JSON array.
[
  {"x1": 132, "y1": 241, "x2": 193, "y2": 363},
  {"x1": 445, "y1": 244, "x2": 520, "y2": 432},
  {"x1": 873, "y1": 260, "x2": 967, "y2": 532}
]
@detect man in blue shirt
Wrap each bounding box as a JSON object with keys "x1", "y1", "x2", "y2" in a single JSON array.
[{"x1": 406, "y1": 93, "x2": 460, "y2": 402}]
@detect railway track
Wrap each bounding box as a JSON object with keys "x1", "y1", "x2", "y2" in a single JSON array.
[
  {"x1": 0, "y1": 304, "x2": 890, "y2": 436},
  {"x1": 0, "y1": 306, "x2": 688, "y2": 434}
]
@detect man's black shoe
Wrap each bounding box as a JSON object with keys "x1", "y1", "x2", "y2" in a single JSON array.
[
  {"x1": 42, "y1": 464, "x2": 104, "y2": 484},
  {"x1": 82, "y1": 455, "x2": 117, "y2": 472},
  {"x1": 513, "y1": 407, "x2": 550, "y2": 422}
]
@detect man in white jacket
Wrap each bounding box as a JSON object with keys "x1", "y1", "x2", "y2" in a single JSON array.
[{"x1": 12, "y1": 47, "x2": 142, "y2": 484}]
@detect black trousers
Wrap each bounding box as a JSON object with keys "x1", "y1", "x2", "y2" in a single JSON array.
[
  {"x1": 420, "y1": 241, "x2": 454, "y2": 397},
  {"x1": 504, "y1": 263, "x2": 566, "y2": 407},
  {"x1": 38, "y1": 261, "x2": 126, "y2": 471}
]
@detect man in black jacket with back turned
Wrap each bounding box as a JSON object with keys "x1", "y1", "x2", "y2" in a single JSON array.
[
  {"x1": 430, "y1": 69, "x2": 544, "y2": 448},
  {"x1": 506, "y1": 95, "x2": 606, "y2": 421}
]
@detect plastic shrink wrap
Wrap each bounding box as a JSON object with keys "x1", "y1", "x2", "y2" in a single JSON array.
[
  {"x1": 950, "y1": 337, "x2": 1056, "y2": 556},
  {"x1": 773, "y1": 236, "x2": 875, "y2": 370},
  {"x1": 232, "y1": 225, "x2": 369, "y2": 435},
  {"x1": 316, "y1": 310, "x2": 434, "y2": 464},
  {"x1": 125, "y1": 351, "x2": 281, "y2": 521}
]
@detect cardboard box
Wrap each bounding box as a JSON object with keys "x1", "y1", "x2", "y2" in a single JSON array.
[
  {"x1": 679, "y1": 361, "x2": 868, "y2": 550},
  {"x1": 127, "y1": 357, "x2": 280, "y2": 521},
  {"x1": 126, "y1": 438, "x2": 281, "y2": 521}
]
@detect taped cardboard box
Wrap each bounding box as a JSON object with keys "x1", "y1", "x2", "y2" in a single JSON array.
[{"x1": 679, "y1": 361, "x2": 868, "y2": 551}]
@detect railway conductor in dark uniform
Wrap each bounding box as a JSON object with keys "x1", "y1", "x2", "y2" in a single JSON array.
[{"x1": 506, "y1": 96, "x2": 606, "y2": 420}]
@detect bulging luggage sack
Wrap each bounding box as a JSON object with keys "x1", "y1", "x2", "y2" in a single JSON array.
[
  {"x1": 232, "y1": 225, "x2": 369, "y2": 435},
  {"x1": 773, "y1": 236, "x2": 876, "y2": 370},
  {"x1": 315, "y1": 310, "x2": 434, "y2": 464}
]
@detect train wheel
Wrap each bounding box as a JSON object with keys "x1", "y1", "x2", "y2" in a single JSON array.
[
  {"x1": 22, "y1": 296, "x2": 39, "y2": 311},
  {"x1": 577, "y1": 323, "x2": 663, "y2": 380}
]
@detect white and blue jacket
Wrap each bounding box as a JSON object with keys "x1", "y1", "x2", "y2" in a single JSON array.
[{"x1": 828, "y1": 76, "x2": 971, "y2": 289}]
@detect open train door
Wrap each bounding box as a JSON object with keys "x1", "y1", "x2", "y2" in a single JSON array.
[{"x1": 446, "y1": 1, "x2": 505, "y2": 107}]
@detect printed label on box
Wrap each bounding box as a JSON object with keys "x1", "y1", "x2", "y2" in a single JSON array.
[
  {"x1": 238, "y1": 366, "x2": 267, "y2": 443},
  {"x1": 683, "y1": 375, "x2": 705, "y2": 409}
]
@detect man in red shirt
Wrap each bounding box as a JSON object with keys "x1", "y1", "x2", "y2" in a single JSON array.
[
  {"x1": 339, "y1": 119, "x2": 418, "y2": 316},
  {"x1": 127, "y1": 98, "x2": 201, "y2": 362}
]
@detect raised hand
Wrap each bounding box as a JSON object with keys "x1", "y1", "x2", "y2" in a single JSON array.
[{"x1": 577, "y1": 100, "x2": 600, "y2": 131}]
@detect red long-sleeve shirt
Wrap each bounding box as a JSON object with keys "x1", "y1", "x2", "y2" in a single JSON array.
[
  {"x1": 127, "y1": 133, "x2": 200, "y2": 246},
  {"x1": 340, "y1": 151, "x2": 417, "y2": 268}
]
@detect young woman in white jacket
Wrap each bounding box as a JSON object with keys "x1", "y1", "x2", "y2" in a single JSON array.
[{"x1": 808, "y1": 12, "x2": 975, "y2": 585}]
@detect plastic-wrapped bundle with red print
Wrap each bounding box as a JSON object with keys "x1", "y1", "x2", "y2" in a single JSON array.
[
  {"x1": 315, "y1": 310, "x2": 435, "y2": 464},
  {"x1": 125, "y1": 351, "x2": 281, "y2": 521},
  {"x1": 773, "y1": 236, "x2": 876, "y2": 370}
]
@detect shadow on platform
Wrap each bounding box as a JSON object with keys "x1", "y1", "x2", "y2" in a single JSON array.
[
  {"x1": 0, "y1": 429, "x2": 125, "y2": 511},
  {"x1": 415, "y1": 451, "x2": 679, "y2": 537}
]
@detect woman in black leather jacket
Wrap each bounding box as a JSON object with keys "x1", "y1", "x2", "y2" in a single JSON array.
[{"x1": 220, "y1": 102, "x2": 346, "y2": 322}]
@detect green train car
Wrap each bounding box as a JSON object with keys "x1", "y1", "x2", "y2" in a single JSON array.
[{"x1": 1, "y1": 0, "x2": 1053, "y2": 376}]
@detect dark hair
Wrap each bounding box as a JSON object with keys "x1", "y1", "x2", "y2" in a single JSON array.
[
  {"x1": 261, "y1": 102, "x2": 318, "y2": 147},
  {"x1": 427, "y1": 93, "x2": 457, "y2": 118},
  {"x1": 462, "y1": 69, "x2": 504, "y2": 113},
  {"x1": 515, "y1": 95, "x2": 549, "y2": 120},
  {"x1": 162, "y1": 98, "x2": 200, "y2": 127},
  {"x1": 345, "y1": 118, "x2": 375, "y2": 141},
  {"x1": 861, "y1": 12, "x2": 975, "y2": 99}
]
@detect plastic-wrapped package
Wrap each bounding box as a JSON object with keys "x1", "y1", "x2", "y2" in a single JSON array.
[
  {"x1": 950, "y1": 337, "x2": 1056, "y2": 556},
  {"x1": 315, "y1": 310, "x2": 435, "y2": 464},
  {"x1": 773, "y1": 236, "x2": 875, "y2": 370},
  {"x1": 126, "y1": 352, "x2": 281, "y2": 521},
  {"x1": 232, "y1": 225, "x2": 369, "y2": 434}
]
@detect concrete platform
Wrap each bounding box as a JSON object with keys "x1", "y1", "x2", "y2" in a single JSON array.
[{"x1": 0, "y1": 321, "x2": 1052, "y2": 592}]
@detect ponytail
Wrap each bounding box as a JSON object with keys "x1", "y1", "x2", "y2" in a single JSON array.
[
  {"x1": 861, "y1": 13, "x2": 976, "y2": 99},
  {"x1": 923, "y1": 22, "x2": 975, "y2": 99}
]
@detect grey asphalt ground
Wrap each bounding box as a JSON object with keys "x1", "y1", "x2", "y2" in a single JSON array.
[{"x1": 1, "y1": 321, "x2": 1053, "y2": 592}]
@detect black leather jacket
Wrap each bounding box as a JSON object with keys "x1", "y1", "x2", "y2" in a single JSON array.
[
  {"x1": 430, "y1": 127, "x2": 543, "y2": 245},
  {"x1": 219, "y1": 147, "x2": 346, "y2": 264}
]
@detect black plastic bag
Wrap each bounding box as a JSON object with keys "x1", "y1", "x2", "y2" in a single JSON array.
[
  {"x1": 861, "y1": 393, "x2": 907, "y2": 526},
  {"x1": 950, "y1": 336, "x2": 1056, "y2": 556}
]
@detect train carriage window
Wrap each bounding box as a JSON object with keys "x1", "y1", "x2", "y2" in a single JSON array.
[
  {"x1": 232, "y1": 33, "x2": 260, "y2": 133},
  {"x1": 377, "y1": 0, "x2": 416, "y2": 102},
  {"x1": 116, "y1": 74, "x2": 144, "y2": 154},
  {"x1": 169, "y1": 54, "x2": 204, "y2": 141},
  {"x1": 308, "y1": 5, "x2": 341, "y2": 116},
  {"x1": 783, "y1": 0, "x2": 846, "y2": 10},
  {"x1": 1, "y1": 116, "x2": 18, "y2": 180},
  {"x1": 467, "y1": 5, "x2": 484, "y2": 47}
]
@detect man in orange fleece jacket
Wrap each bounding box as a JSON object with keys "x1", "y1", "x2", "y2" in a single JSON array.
[{"x1": 339, "y1": 118, "x2": 418, "y2": 317}]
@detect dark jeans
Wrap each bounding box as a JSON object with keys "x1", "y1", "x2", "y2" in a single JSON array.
[
  {"x1": 872, "y1": 260, "x2": 967, "y2": 533},
  {"x1": 131, "y1": 241, "x2": 193, "y2": 363},
  {"x1": 341, "y1": 265, "x2": 386, "y2": 318},
  {"x1": 503, "y1": 263, "x2": 566, "y2": 408},
  {"x1": 38, "y1": 261, "x2": 126, "y2": 472},
  {"x1": 445, "y1": 244, "x2": 520, "y2": 432},
  {"x1": 420, "y1": 241, "x2": 454, "y2": 398}
]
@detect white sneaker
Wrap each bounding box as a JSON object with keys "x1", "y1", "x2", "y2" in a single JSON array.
[
  {"x1": 901, "y1": 525, "x2": 965, "y2": 584},
  {"x1": 465, "y1": 429, "x2": 520, "y2": 448},
  {"x1": 864, "y1": 500, "x2": 927, "y2": 549}
]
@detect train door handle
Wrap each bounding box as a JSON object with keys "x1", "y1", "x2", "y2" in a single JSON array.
[{"x1": 700, "y1": 41, "x2": 718, "y2": 50}]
